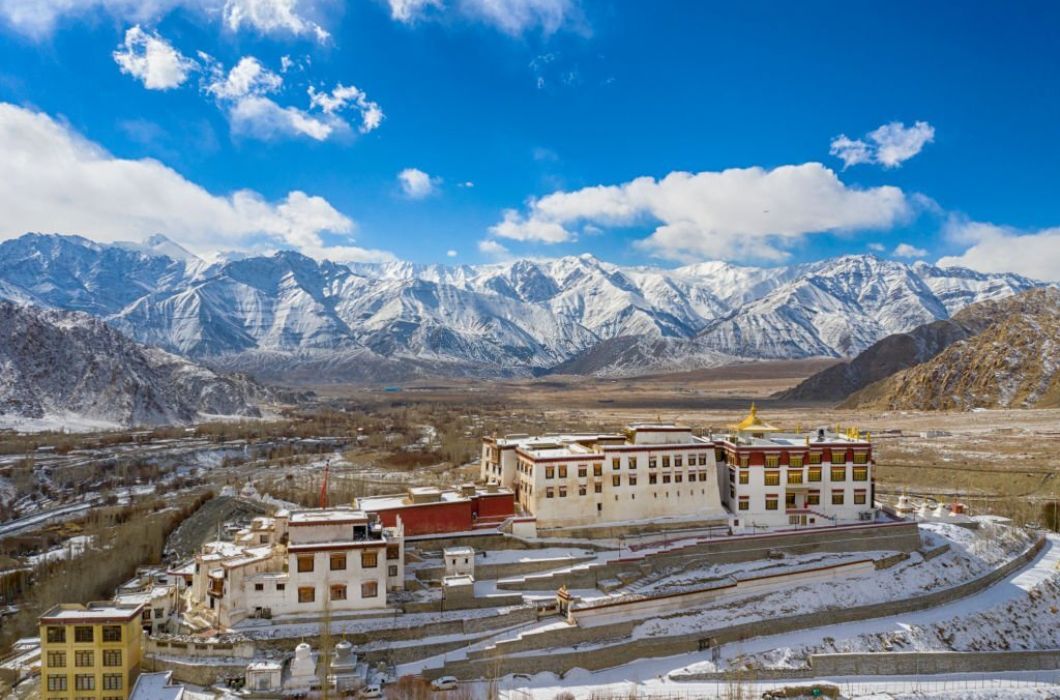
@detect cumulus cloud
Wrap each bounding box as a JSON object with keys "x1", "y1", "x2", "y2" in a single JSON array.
[
  {"x1": 446, "y1": 249, "x2": 458, "y2": 257},
  {"x1": 937, "y1": 218, "x2": 1060, "y2": 282},
  {"x1": 0, "y1": 102, "x2": 392, "y2": 262},
  {"x1": 388, "y1": 0, "x2": 442, "y2": 22},
  {"x1": 893, "y1": 242, "x2": 928, "y2": 258},
  {"x1": 831, "y1": 121, "x2": 935, "y2": 169},
  {"x1": 223, "y1": 0, "x2": 329, "y2": 42},
  {"x1": 201, "y1": 56, "x2": 383, "y2": 142},
  {"x1": 488, "y1": 163, "x2": 912, "y2": 262},
  {"x1": 478, "y1": 239, "x2": 509, "y2": 257},
  {"x1": 397, "y1": 168, "x2": 439, "y2": 199},
  {"x1": 113, "y1": 25, "x2": 197, "y2": 90}
]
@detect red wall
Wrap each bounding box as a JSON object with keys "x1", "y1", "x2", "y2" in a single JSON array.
[
  {"x1": 368, "y1": 493, "x2": 515, "y2": 536},
  {"x1": 475, "y1": 493, "x2": 516, "y2": 519}
]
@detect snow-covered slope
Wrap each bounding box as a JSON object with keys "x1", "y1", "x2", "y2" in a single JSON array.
[
  {"x1": 0, "y1": 300, "x2": 265, "y2": 428},
  {"x1": 0, "y1": 234, "x2": 1044, "y2": 380}
]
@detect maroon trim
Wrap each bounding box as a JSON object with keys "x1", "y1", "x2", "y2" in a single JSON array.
[
  {"x1": 289, "y1": 517, "x2": 367, "y2": 527},
  {"x1": 289, "y1": 541, "x2": 386, "y2": 553}
]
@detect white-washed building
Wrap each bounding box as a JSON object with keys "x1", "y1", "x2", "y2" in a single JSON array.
[
  {"x1": 481, "y1": 424, "x2": 726, "y2": 529},
  {"x1": 188, "y1": 509, "x2": 404, "y2": 628}
]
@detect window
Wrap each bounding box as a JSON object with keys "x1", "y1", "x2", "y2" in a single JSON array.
[
  {"x1": 649, "y1": 474, "x2": 657, "y2": 484},
  {"x1": 629, "y1": 475, "x2": 638, "y2": 486},
  {"x1": 47, "y1": 652, "x2": 65, "y2": 668},
  {"x1": 853, "y1": 467, "x2": 869, "y2": 482},
  {"x1": 387, "y1": 545, "x2": 400, "y2": 560},
  {"x1": 662, "y1": 456, "x2": 671, "y2": 468},
  {"x1": 558, "y1": 465, "x2": 567, "y2": 478},
  {"x1": 832, "y1": 490, "x2": 845, "y2": 505},
  {"x1": 612, "y1": 475, "x2": 621, "y2": 487},
  {"x1": 808, "y1": 452, "x2": 822, "y2": 465},
  {"x1": 103, "y1": 674, "x2": 122, "y2": 690},
  {"x1": 103, "y1": 650, "x2": 121, "y2": 667},
  {"x1": 297, "y1": 555, "x2": 314, "y2": 573},
  {"x1": 739, "y1": 454, "x2": 750, "y2": 468},
  {"x1": 786, "y1": 492, "x2": 796, "y2": 508},
  {"x1": 578, "y1": 485, "x2": 586, "y2": 496},
  {"x1": 361, "y1": 581, "x2": 379, "y2": 598},
  {"x1": 831, "y1": 466, "x2": 847, "y2": 481},
  {"x1": 75, "y1": 675, "x2": 95, "y2": 691},
  {"x1": 331, "y1": 553, "x2": 347, "y2": 570},
  {"x1": 102, "y1": 625, "x2": 122, "y2": 643},
  {"x1": 807, "y1": 492, "x2": 821, "y2": 506},
  {"x1": 74, "y1": 626, "x2": 94, "y2": 643},
  {"x1": 739, "y1": 470, "x2": 749, "y2": 484},
  {"x1": 255, "y1": 583, "x2": 264, "y2": 591},
  {"x1": 808, "y1": 467, "x2": 822, "y2": 482},
  {"x1": 648, "y1": 457, "x2": 657, "y2": 469},
  {"x1": 699, "y1": 454, "x2": 708, "y2": 466},
  {"x1": 75, "y1": 651, "x2": 94, "y2": 667},
  {"x1": 765, "y1": 495, "x2": 779, "y2": 511},
  {"x1": 787, "y1": 469, "x2": 803, "y2": 484},
  {"x1": 612, "y1": 458, "x2": 620, "y2": 470},
  {"x1": 675, "y1": 473, "x2": 683, "y2": 483},
  {"x1": 48, "y1": 674, "x2": 68, "y2": 691},
  {"x1": 675, "y1": 456, "x2": 683, "y2": 467},
  {"x1": 764, "y1": 470, "x2": 780, "y2": 486},
  {"x1": 789, "y1": 454, "x2": 804, "y2": 468},
  {"x1": 331, "y1": 584, "x2": 347, "y2": 601},
  {"x1": 558, "y1": 486, "x2": 567, "y2": 497},
  {"x1": 854, "y1": 490, "x2": 867, "y2": 505},
  {"x1": 362, "y1": 550, "x2": 378, "y2": 568},
  {"x1": 545, "y1": 466, "x2": 555, "y2": 479},
  {"x1": 853, "y1": 452, "x2": 868, "y2": 465},
  {"x1": 594, "y1": 483, "x2": 602, "y2": 493},
  {"x1": 578, "y1": 465, "x2": 587, "y2": 478},
  {"x1": 46, "y1": 626, "x2": 65, "y2": 643},
  {"x1": 738, "y1": 497, "x2": 749, "y2": 511},
  {"x1": 388, "y1": 565, "x2": 398, "y2": 577},
  {"x1": 593, "y1": 464, "x2": 603, "y2": 476},
  {"x1": 298, "y1": 587, "x2": 315, "y2": 603},
  {"x1": 765, "y1": 454, "x2": 779, "y2": 468},
  {"x1": 276, "y1": 583, "x2": 285, "y2": 591},
  {"x1": 662, "y1": 474, "x2": 671, "y2": 484},
  {"x1": 546, "y1": 487, "x2": 555, "y2": 499}
]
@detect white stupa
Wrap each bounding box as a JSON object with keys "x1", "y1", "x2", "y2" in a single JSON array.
[{"x1": 284, "y1": 642, "x2": 318, "y2": 692}]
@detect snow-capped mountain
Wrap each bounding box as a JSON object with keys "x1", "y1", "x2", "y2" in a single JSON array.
[
  {"x1": 0, "y1": 233, "x2": 1044, "y2": 380},
  {"x1": 0, "y1": 299, "x2": 266, "y2": 428}
]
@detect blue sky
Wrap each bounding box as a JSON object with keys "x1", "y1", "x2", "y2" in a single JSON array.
[{"x1": 1, "y1": 0, "x2": 1059, "y2": 279}]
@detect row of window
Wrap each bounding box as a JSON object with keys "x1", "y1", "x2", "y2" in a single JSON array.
[
  {"x1": 735, "y1": 490, "x2": 868, "y2": 510},
  {"x1": 46, "y1": 674, "x2": 124, "y2": 691},
  {"x1": 729, "y1": 466, "x2": 869, "y2": 485},
  {"x1": 543, "y1": 470, "x2": 713, "y2": 497},
  {"x1": 46, "y1": 650, "x2": 122, "y2": 669},
  {"x1": 44, "y1": 625, "x2": 123, "y2": 644},
  {"x1": 721, "y1": 451, "x2": 869, "y2": 467},
  {"x1": 295, "y1": 581, "x2": 378, "y2": 603},
  {"x1": 295, "y1": 547, "x2": 398, "y2": 573}
]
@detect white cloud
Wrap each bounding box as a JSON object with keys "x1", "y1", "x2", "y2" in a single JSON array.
[
  {"x1": 867, "y1": 242, "x2": 885, "y2": 252},
  {"x1": 0, "y1": 102, "x2": 393, "y2": 262},
  {"x1": 397, "y1": 168, "x2": 439, "y2": 199},
  {"x1": 893, "y1": 242, "x2": 928, "y2": 258},
  {"x1": 459, "y1": 181, "x2": 474, "y2": 188},
  {"x1": 223, "y1": 0, "x2": 329, "y2": 42},
  {"x1": 388, "y1": 0, "x2": 442, "y2": 22},
  {"x1": 202, "y1": 57, "x2": 381, "y2": 142},
  {"x1": 1, "y1": 0, "x2": 331, "y2": 40},
  {"x1": 308, "y1": 83, "x2": 384, "y2": 133},
  {"x1": 491, "y1": 163, "x2": 912, "y2": 262},
  {"x1": 446, "y1": 249, "x2": 458, "y2": 257},
  {"x1": 937, "y1": 218, "x2": 1059, "y2": 282},
  {"x1": 831, "y1": 121, "x2": 935, "y2": 169},
  {"x1": 113, "y1": 25, "x2": 197, "y2": 90},
  {"x1": 478, "y1": 239, "x2": 509, "y2": 257}
]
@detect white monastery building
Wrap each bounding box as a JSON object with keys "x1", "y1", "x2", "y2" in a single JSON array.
[
  {"x1": 480, "y1": 407, "x2": 876, "y2": 532},
  {"x1": 188, "y1": 508, "x2": 404, "y2": 627}
]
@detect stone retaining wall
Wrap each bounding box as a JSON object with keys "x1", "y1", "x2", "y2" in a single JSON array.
[
  {"x1": 424, "y1": 536, "x2": 1045, "y2": 680},
  {"x1": 810, "y1": 650, "x2": 1060, "y2": 675}
]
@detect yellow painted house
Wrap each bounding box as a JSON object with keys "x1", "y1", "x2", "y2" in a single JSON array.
[{"x1": 39, "y1": 603, "x2": 144, "y2": 700}]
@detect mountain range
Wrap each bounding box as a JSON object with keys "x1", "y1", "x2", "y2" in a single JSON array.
[
  {"x1": 0, "y1": 233, "x2": 1044, "y2": 383},
  {"x1": 0, "y1": 300, "x2": 266, "y2": 429}
]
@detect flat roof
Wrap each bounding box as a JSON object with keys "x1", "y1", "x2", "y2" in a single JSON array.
[
  {"x1": 40, "y1": 603, "x2": 144, "y2": 623},
  {"x1": 716, "y1": 432, "x2": 871, "y2": 448},
  {"x1": 444, "y1": 547, "x2": 474, "y2": 556},
  {"x1": 288, "y1": 509, "x2": 369, "y2": 525}
]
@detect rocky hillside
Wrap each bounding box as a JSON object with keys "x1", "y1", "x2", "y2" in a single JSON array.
[
  {"x1": 0, "y1": 300, "x2": 266, "y2": 428},
  {"x1": 840, "y1": 288, "x2": 1060, "y2": 410}
]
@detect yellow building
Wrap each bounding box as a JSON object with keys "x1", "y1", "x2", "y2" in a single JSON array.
[{"x1": 39, "y1": 603, "x2": 144, "y2": 700}]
